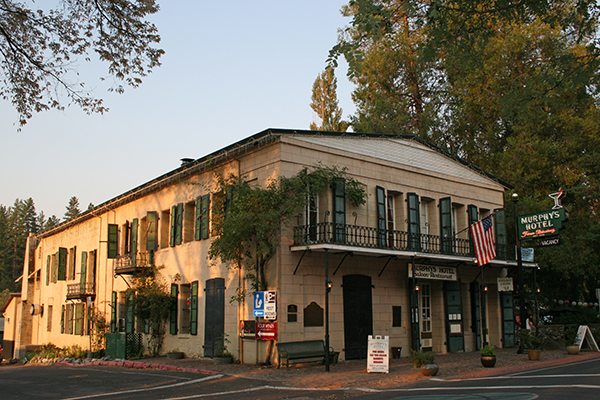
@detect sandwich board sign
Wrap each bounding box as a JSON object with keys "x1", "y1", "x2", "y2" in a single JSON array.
[
  {"x1": 574, "y1": 325, "x2": 600, "y2": 351},
  {"x1": 367, "y1": 335, "x2": 389, "y2": 373}
]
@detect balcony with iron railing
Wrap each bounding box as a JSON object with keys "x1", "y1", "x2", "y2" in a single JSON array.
[
  {"x1": 66, "y1": 282, "x2": 95, "y2": 300},
  {"x1": 115, "y1": 251, "x2": 154, "y2": 275},
  {"x1": 293, "y1": 222, "x2": 513, "y2": 261}
]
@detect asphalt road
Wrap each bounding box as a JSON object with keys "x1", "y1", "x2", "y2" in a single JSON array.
[{"x1": 1, "y1": 358, "x2": 599, "y2": 399}]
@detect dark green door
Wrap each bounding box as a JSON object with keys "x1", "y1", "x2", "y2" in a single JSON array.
[
  {"x1": 343, "y1": 275, "x2": 373, "y2": 359},
  {"x1": 500, "y1": 292, "x2": 515, "y2": 348},
  {"x1": 470, "y1": 282, "x2": 487, "y2": 350},
  {"x1": 444, "y1": 281, "x2": 464, "y2": 352},
  {"x1": 204, "y1": 278, "x2": 225, "y2": 357}
]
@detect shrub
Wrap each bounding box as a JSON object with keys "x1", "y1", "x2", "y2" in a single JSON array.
[
  {"x1": 480, "y1": 344, "x2": 495, "y2": 357},
  {"x1": 411, "y1": 350, "x2": 435, "y2": 367}
]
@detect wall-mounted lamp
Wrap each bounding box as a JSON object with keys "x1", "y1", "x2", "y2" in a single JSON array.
[
  {"x1": 415, "y1": 284, "x2": 420, "y2": 292},
  {"x1": 327, "y1": 280, "x2": 333, "y2": 292},
  {"x1": 483, "y1": 285, "x2": 488, "y2": 292}
]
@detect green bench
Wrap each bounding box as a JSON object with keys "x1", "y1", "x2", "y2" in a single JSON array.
[{"x1": 276, "y1": 340, "x2": 336, "y2": 368}]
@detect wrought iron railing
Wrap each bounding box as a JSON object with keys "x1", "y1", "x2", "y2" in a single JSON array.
[
  {"x1": 66, "y1": 282, "x2": 95, "y2": 299},
  {"x1": 293, "y1": 222, "x2": 511, "y2": 260},
  {"x1": 115, "y1": 251, "x2": 153, "y2": 275}
]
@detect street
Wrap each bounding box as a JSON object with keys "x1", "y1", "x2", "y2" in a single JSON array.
[{"x1": 0, "y1": 358, "x2": 599, "y2": 399}]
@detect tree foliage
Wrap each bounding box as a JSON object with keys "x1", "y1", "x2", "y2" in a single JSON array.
[
  {"x1": 209, "y1": 165, "x2": 366, "y2": 292},
  {"x1": 0, "y1": 0, "x2": 164, "y2": 127},
  {"x1": 63, "y1": 195, "x2": 81, "y2": 221},
  {"x1": 309, "y1": 68, "x2": 349, "y2": 132},
  {"x1": 328, "y1": 0, "x2": 600, "y2": 301}
]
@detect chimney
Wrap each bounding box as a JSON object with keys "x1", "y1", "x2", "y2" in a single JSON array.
[{"x1": 180, "y1": 158, "x2": 194, "y2": 167}]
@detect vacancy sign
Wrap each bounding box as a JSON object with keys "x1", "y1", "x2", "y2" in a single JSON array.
[{"x1": 367, "y1": 335, "x2": 389, "y2": 373}]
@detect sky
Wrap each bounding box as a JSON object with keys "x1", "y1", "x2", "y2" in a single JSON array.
[{"x1": 0, "y1": 1, "x2": 354, "y2": 218}]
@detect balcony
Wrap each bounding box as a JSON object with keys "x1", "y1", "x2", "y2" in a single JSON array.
[
  {"x1": 293, "y1": 223, "x2": 513, "y2": 262},
  {"x1": 66, "y1": 282, "x2": 95, "y2": 300},
  {"x1": 115, "y1": 251, "x2": 153, "y2": 275}
]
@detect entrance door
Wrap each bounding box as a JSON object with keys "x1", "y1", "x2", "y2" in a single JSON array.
[
  {"x1": 343, "y1": 275, "x2": 373, "y2": 359},
  {"x1": 444, "y1": 281, "x2": 464, "y2": 352},
  {"x1": 470, "y1": 282, "x2": 487, "y2": 350},
  {"x1": 204, "y1": 278, "x2": 225, "y2": 357},
  {"x1": 500, "y1": 292, "x2": 515, "y2": 347},
  {"x1": 419, "y1": 283, "x2": 433, "y2": 350}
]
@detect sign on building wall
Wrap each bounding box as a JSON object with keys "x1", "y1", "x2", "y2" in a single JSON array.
[
  {"x1": 497, "y1": 277, "x2": 514, "y2": 292},
  {"x1": 409, "y1": 264, "x2": 457, "y2": 281},
  {"x1": 256, "y1": 321, "x2": 277, "y2": 341},
  {"x1": 367, "y1": 335, "x2": 389, "y2": 373}
]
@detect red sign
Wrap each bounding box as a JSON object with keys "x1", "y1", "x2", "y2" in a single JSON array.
[{"x1": 256, "y1": 321, "x2": 277, "y2": 341}]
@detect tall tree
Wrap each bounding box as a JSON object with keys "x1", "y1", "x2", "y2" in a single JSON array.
[
  {"x1": 0, "y1": 0, "x2": 164, "y2": 128},
  {"x1": 44, "y1": 215, "x2": 61, "y2": 230},
  {"x1": 328, "y1": 0, "x2": 600, "y2": 301},
  {"x1": 64, "y1": 196, "x2": 81, "y2": 221},
  {"x1": 309, "y1": 68, "x2": 349, "y2": 132}
]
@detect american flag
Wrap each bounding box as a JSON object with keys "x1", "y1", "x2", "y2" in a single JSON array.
[{"x1": 470, "y1": 215, "x2": 496, "y2": 266}]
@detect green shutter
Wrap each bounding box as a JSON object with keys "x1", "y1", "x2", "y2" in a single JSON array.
[
  {"x1": 110, "y1": 291, "x2": 117, "y2": 332},
  {"x1": 126, "y1": 291, "x2": 134, "y2": 334},
  {"x1": 60, "y1": 305, "x2": 65, "y2": 333},
  {"x1": 46, "y1": 255, "x2": 50, "y2": 286},
  {"x1": 80, "y1": 251, "x2": 87, "y2": 286},
  {"x1": 52, "y1": 253, "x2": 58, "y2": 283},
  {"x1": 175, "y1": 203, "x2": 183, "y2": 245},
  {"x1": 495, "y1": 209, "x2": 507, "y2": 259},
  {"x1": 170, "y1": 205, "x2": 177, "y2": 247},
  {"x1": 146, "y1": 212, "x2": 158, "y2": 251},
  {"x1": 130, "y1": 218, "x2": 138, "y2": 264},
  {"x1": 190, "y1": 281, "x2": 198, "y2": 335},
  {"x1": 170, "y1": 284, "x2": 178, "y2": 335},
  {"x1": 439, "y1": 197, "x2": 452, "y2": 254},
  {"x1": 195, "y1": 197, "x2": 202, "y2": 241},
  {"x1": 468, "y1": 205, "x2": 479, "y2": 225},
  {"x1": 58, "y1": 247, "x2": 67, "y2": 281},
  {"x1": 107, "y1": 224, "x2": 118, "y2": 259},
  {"x1": 376, "y1": 186, "x2": 387, "y2": 247},
  {"x1": 201, "y1": 194, "x2": 210, "y2": 240},
  {"x1": 74, "y1": 303, "x2": 84, "y2": 335},
  {"x1": 407, "y1": 193, "x2": 420, "y2": 250}
]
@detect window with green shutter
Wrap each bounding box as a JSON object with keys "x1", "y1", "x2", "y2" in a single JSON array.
[
  {"x1": 170, "y1": 204, "x2": 183, "y2": 246},
  {"x1": 126, "y1": 291, "x2": 134, "y2": 334},
  {"x1": 170, "y1": 284, "x2": 178, "y2": 335},
  {"x1": 494, "y1": 208, "x2": 507, "y2": 259},
  {"x1": 467, "y1": 205, "x2": 479, "y2": 255},
  {"x1": 107, "y1": 224, "x2": 118, "y2": 259},
  {"x1": 46, "y1": 255, "x2": 50, "y2": 286},
  {"x1": 191, "y1": 281, "x2": 198, "y2": 335},
  {"x1": 407, "y1": 193, "x2": 421, "y2": 251},
  {"x1": 80, "y1": 251, "x2": 87, "y2": 287},
  {"x1": 146, "y1": 212, "x2": 158, "y2": 251},
  {"x1": 376, "y1": 186, "x2": 387, "y2": 247},
  {"x1": 332, "y1": 179, "x2": 346, "y2": 243},
  {"x1": 60, "y1": 305, "x2": 65, "y2": 333},
  {"x1": 439, "y1": 197, "x2": 452, "y2": 254},
  {"x1": 130, "y1": 218, "x2": 138, "y2": 264},
  {"x1": 200, "y1": 195, "x2": 210, "y2": 240},
  {"x1": 57, "y1": 247, "x2": 67, "y2": 281},
  {"x1": 74, "y1": 303, "x2": 84, "y2": 335}
]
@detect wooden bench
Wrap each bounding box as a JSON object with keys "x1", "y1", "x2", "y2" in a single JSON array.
[{"x1": 276, "y1": 340, "x2": 335, "y2": 368}]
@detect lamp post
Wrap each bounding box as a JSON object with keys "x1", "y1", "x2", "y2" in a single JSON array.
[{"x1": 512, "y1": 193, "x2": 527, "y2": 354}]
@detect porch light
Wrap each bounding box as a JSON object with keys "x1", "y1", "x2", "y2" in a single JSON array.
[
  {"x1": 327, "y1": 280, "x2": 333, "y2": 292},
  {"x1": 483, "y1": 285, "x2": 488, "y2": 292},
  {"x1": 415, "y1": 284, "x2": 420, "y2": 292}
]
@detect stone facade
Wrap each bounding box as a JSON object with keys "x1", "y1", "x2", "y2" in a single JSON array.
[{"x1": 12, "y1": 129, "x2": 523, "y2": 363}]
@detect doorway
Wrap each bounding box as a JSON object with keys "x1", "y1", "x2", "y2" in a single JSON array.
[
  {"x1": 343, "y1": 275, "x2": 373, "y2": 359},
  {"x1": 204, "y1": 278, "x2": 225, "y2": 357}
]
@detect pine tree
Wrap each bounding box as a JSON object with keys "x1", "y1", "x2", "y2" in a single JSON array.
[
  {"x1": 64, "y1": 196, "x2": 81, "y2": 221},
  {"x1": 44, "y1": 215, "x2": 60, "y2": 230},
  {"x1": 309, "y1": 68, "x2": 349, "y2": 132}
]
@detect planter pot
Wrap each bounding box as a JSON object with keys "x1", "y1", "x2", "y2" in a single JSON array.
[
  {"x1": 421, "y1": 363, "x2": 439, "y2": 376},
  {"x1": 566, "y1": 345, "x2": 580, "y2": 355},
  {"x1": 527, "y1": 349, "x2": 541, "y2": 361},
  {"x1": 166, "y1": 351, "x2": 184, "y2": 359},
  {"x1": 480, "y1": 355, "x2": 496, "y2": 368}
]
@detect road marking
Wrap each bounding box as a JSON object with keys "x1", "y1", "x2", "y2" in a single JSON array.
[
  {"x1": 432, "y1": 373, "x2": 600, "y2": 382},
  {"x1": 67, "y1": 367, "x2": 194, "y2": 381},
  {"x1": 60, "y1": 374, "x2": 223, "y2": 400},
  {"x1": 164, "y1": 385, "x2": 347, "y2": 399},
  {"x1": 509, "y1": 357, "x2": 600, "y2": 376}
]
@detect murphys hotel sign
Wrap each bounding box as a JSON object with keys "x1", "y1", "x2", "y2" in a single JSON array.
[{"x1": 517, "y1": 189, "x2": 567, "y2": 241}]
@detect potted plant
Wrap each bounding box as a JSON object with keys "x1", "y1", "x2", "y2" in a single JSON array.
[
  {"x1": 480, "y1": 344, "x2": 496, "y2": 368},
  {"x1": 566, "y1": 329, "x2": 581, "y2": 355},
  {"x1": 411, "y1": 350, "x2": 438, "y2": 376},
  {"x1": 522, "y1": 330, "x2": 542, "y2": 361}
]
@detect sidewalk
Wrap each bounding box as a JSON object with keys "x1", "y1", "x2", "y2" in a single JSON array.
[{"x1": 67, "y1": 349, "x2": 600, "y2": 390}]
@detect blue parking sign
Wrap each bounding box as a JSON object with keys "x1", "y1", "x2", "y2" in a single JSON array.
[{"x1": 253, "y1": 291, "x2": 265, "y2": 317}]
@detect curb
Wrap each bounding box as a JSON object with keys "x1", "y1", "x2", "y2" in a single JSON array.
[{"x1": 55, "y1": 359, "x2": 221, "y2": 376}]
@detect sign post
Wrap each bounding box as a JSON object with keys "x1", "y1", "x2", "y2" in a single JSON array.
[{"x1": 367, "y1": 335, "x2": 389, "y2": 373}]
